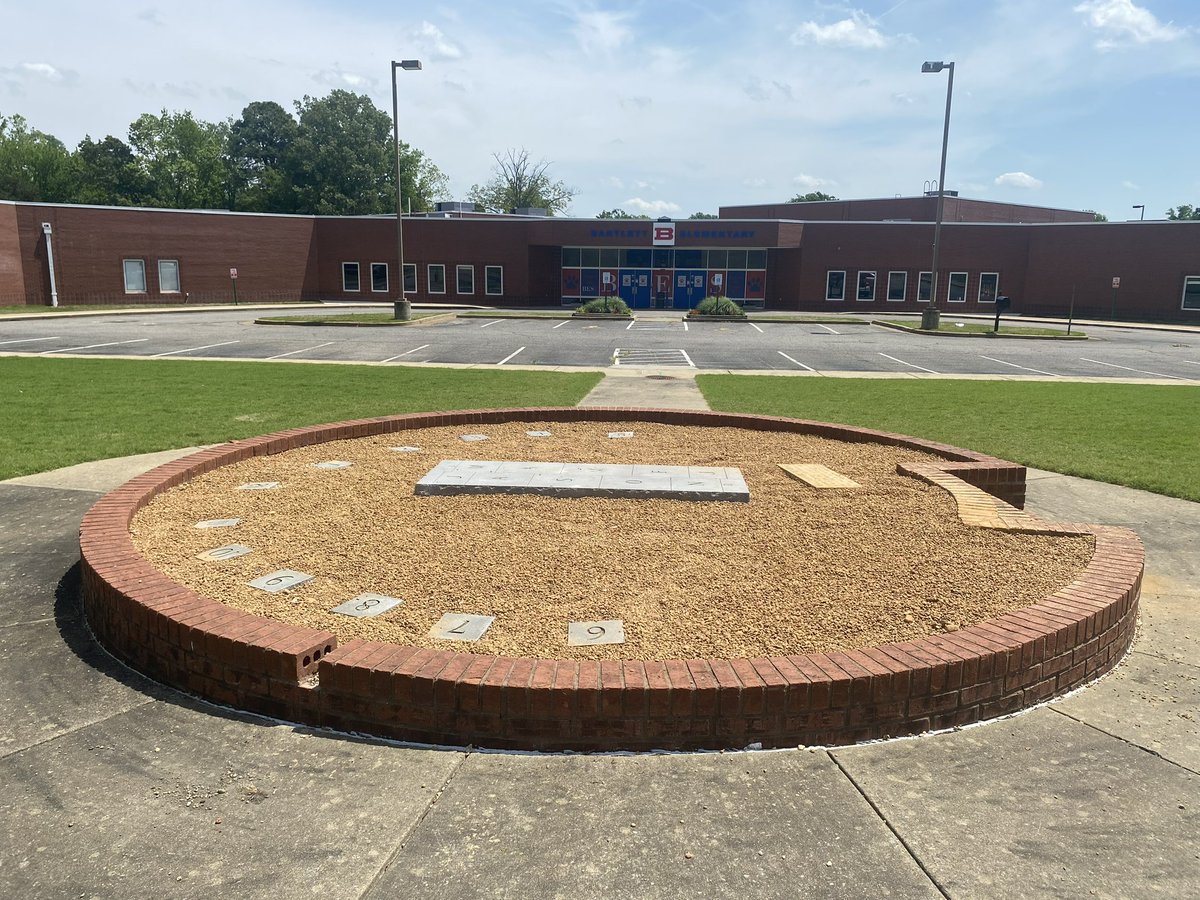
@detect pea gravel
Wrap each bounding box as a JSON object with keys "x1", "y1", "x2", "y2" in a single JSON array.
[{"x1": 130, "y1": 421, "x2": 1094, "y2": 661}]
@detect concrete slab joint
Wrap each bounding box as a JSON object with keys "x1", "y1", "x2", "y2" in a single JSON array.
[{"x1": 78, "y1": 407, "x2": 1143, "y2": 752}]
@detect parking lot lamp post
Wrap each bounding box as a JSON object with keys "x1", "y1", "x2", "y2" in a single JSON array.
[
  {"x1": 392, "y1": 59, "x2": 422, "y2": 320},
  {"x1": 921, "y1": 60, "x2": 955, "y2": 331},
  {"x1": 1132, "y1": 204, "x2": 1145, "y2": 221}
]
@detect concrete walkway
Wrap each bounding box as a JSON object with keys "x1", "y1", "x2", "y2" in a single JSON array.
[
  {"x1": 579, "y1": 368, "x2": 710, "y2": 409},
  {"x1": 2, "y1": 405, "x2": 1197, "y2": 897}
]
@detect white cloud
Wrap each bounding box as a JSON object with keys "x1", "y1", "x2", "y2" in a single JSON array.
[
  {"x1": 792, "y1": 11, "x2": 888, "y2": 49},
  {"x1": 1074, "y1": 0, "x2": 1187, "y2": 49},
  {"x1": 572, "y1": 10, "x2": 631, "y2": 55},
  {"x1": 21, "y1": 62, "x2": 65, "y2": 81},
  {"x1": 793, "y1": 173, "x2": 833, "y2": 190},
  {"x1": 995, "y1": 172, "x2": 1044, "y2": 189},
  {"x1": 624, "y1": 197, "x2": 681, "y2": 216},
  {"x1": 743, "y1": 177, "x2": 768, "y2": 188},
  {"x1": 1121, "y1": 179, "x2": 1140, "y2": 190},
  {"x1": 413, "y1": 21, "x2": 463, "y2": 60},
  {"x1": 314, "y1": 69, "x2": 372, "y2": 89}
]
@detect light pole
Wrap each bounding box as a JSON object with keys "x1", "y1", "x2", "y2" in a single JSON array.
[
  {"x1": 391, "y1": 58, "x2": 422, "y2": 320},
  {"x1": 1132, "y1": 204, "x2": 1145, "y2": 221},
  {"x1": 921, "y1": 60, "x2": 955, "y2": 331}
]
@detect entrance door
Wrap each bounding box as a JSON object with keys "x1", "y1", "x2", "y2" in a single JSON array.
[
  {"x1": 651, "y1": 269, "x2": 673, "y2": 308},
  {"x1": 675, "y1": 270, "x2": 706, "y2": 309},
  {"x1": 619, "y1": 270, "x2": 651, "y2": 308}
]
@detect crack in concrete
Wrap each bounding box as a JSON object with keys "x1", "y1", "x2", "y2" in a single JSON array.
[
  {"x1": 1049, "y1": 707, "x2": 1199, "y2": 776},
  {"x1": 0, "y1": 697, "x2": 158, "y2": 763}
]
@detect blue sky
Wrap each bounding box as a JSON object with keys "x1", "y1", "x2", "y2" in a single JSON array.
[{"x1": 2, "y1": 0, "x2": 1197, "y2": 219}]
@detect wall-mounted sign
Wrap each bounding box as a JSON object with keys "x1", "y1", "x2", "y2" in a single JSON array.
[{"x1": 652, "y1": 223, "x2": 676, "y2": 246}]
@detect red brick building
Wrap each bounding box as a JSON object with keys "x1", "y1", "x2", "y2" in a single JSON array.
[{"x1": 2, "y1": 197, "x2": 1198, "y2": 322}]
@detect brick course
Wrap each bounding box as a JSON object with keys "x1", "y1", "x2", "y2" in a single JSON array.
[{"x1": 79, "y1": 408, "x2": 1142, "y2": 751}]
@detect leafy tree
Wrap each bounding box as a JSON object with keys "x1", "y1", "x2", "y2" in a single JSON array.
[
  {"x1": 128, "y1": 110, "x2": 229, "y2": 209},
  {"x1": 73, "y1": 135, "x2": 148, "y2": 206},
  {"x1": 0, "y1": 113, "x2": 77, "y2": 202},
  {"x1": 226, "y1": 100, "x2": 298, "y2": 212},
  {"x1": 788, "y1": 191, "x2": 837, "y2": 202},
  {"x1": 596, "y1": 208, "x2": 649, "y2": 219},
  {"x1": 1166, "y1": 204, "x2": 1200, "y2": 220},
  {"x1": 1083, "y1": 209, "x2": 1108, "y2": 222},
  {"x1": 397, "y1": 140, "x2": 450, "y2": 214},
  {"x1": 688, "y1": 212, "x2": 718, "y2": 219},
  {"x1": 467, "y1": 148, "x2": 576, "y2": 215}
]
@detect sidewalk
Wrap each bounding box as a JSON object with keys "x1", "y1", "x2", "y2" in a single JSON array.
[{"x1": 1, "y1": 381, "x2": 1197, "y2": 898}]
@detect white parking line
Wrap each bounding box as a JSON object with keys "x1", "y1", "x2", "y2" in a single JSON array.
[
  {"x1": 152, "y1": 340, "x2": 241, "y2": 358},
  {"x1": 479, "y1": 320, "x2": 502, "y2": 328},
  {"x1": 0, "y1": 336, "x2": 61, "y2": 346},
  {"x1": 1179, "y1": 359, "x2": 1200, "y2": 367},
  {"x1": 552, "y1": 320, "x2": 570, "y2": 329},
  {"x1": 879, "y1": 352, "x2": 938, "y2": 374},
  {"x1": 816, "y1": 324, "x2": 841, "y2": 335},
  {"x1": 380, "y1": 344, "x2": 429, "y2": 363},
  {"x1": 682, "y1": 319, "x2": 689, "y2": 332},
  {"x1": 777, "y1": 351, "x2": 814, "y2": 371},
  {"x1": 41, "y1": 338, "x2": 150, "y2": 355},
  {"x1": 497, "y1": 346, "x2": 525, "y2": 365},
  {"x1": 266, "y1": 343, "x2": 336, "y2": 362},
  {"x1": 1080, "y1": 357, "x2": 1185, "y2": 379},
  {"x1": 979, "y1": 355, "x2": 1059, "y2": 377},
  {"x1": 749, "y1": 322, "x2": 764, "y2": 333},
  {"x1": 626, "y1": 319, "x2": 636, "y2": 330}
]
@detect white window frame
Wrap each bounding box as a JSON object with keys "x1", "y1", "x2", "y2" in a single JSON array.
[
  {"x1": 428, "y1": 264, "x2": 446, "y2": 294},
  {"x1": 917, "y1": 271, "x2": 932, "y2": 303},
  {"x1": 856, "y1": 270, "x2": 877, "y2": 302},
  {"x1": 947, "y1": 271, "x2": 968, "y2": 303},
  {"x1": 122, "y1": 258, "x2": 147, "y2": 294},
  {"x1": 825, "y1": 270, "x2": 846, "y2": 302},
  {"x1": 978, "y1": 272, "x2": 999, "y2": 304},
  {"x1": 456, "y1": 264, "x2": 475, "y2": 295},
  {"x1": 342, "y1": 262, "x2": 361, "y2": 293},
  {"x1": 370, "y1": 262, "x2": 389, "y2": 293},
  {"x1": 1182, "y1": 275, "x2": 1200, "y2": 311},
  {"x1": 886, "y1": 271, "x2": 907, "y2": 302},
  {"x1": 485, "y1": 265, "x2": 504, "y2": 296},
  {"x1": 403, "y1": 263, "x2": 417, "y2": 294},
  {"x1": 157, "y1": 259, "x2": 180, "y2": 294}
]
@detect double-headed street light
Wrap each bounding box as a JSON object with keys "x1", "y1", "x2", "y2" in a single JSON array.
[
  {"x1": 392, "y1": 59, "x2": 422, "y2": 320},
  {"x1": 922, "y1": 59, "x2": 955, "y2": 331}
]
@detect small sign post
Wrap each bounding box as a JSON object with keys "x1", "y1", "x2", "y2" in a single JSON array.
[
  {"x1": 230, "y1": 267, "x2": 239, "y2": 305},
  {"x1": 1110, "y1": 276, "x2": 1119, "y2": 320}
]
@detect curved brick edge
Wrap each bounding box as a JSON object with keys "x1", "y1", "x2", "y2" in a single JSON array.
[{"x1": 79, "y1": 407, "x2": 1141, "y2": 751}]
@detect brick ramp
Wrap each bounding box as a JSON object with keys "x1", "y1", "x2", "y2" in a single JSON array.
[{"x1": 79, "y1": 407, "x2": 1141, "y2": 751}]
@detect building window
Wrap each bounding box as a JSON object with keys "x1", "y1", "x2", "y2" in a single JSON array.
[
  {"x1": 856, "y1": 270, "x2": 876, "y2": 301},
  {"x1": 428, "y1": 264, "x2": 446, "y2": 294},
  {"x1": 403, "y1": 263, "x2": 417, "y2": 293},
  {"x1": 1183, "y1": 275, "x2": 1200, "y2": 311},
  {"x1": 947, "y1": 271, "x2": 968, "y2": 302},
  {"x1": 122, "y1": 259, "x2": 147, "y2": 293},
  {"x1": 485, "y1": 265, "x2": 504, "y2": 296},
  {"x1": 158, "y1": 260, "x2": 180, "y2": 293},
  {"x1": 978, "y1": 272, "x2": 999, "y2": 303},
  {"x1": 825, "y1": 270, "x2": 846, "y2": 301},
  {"x1": 887, "y1": 271, "x2": 907, "y2": 301},
  {"x1": 561, "y1": 247, "x2": 582, "y2": 267},
  {"x1": 371, "y1": 262, "x2": 388, "y2": 293},
  {"x1": 342, "y1": 262, "x2": 360, "y2": 292},
  {"x1": 918, "y1": 271, "x2": 932, "y2": 302},
  {"x1": 457, "y1": 265, "x2": 474, "y2": 295}
]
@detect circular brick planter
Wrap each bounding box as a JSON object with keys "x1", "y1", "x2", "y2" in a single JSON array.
[{"x1": 79, "y1": 408, "x2": 1142, "y2": 751}]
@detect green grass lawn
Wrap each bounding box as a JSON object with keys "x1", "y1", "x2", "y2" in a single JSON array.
[
  {"x1": 698, "y1": 375, "x2": 1200, "y2": 502},
  {"x1": 256, "y1": 311, "x2": 449, "y2": 325},
  {"x1": 877, "y1": 319, "x2": 1084, "y2": 338},
  {"x1": 0, "y1": 358, "x2": 601, "y2": 480}
]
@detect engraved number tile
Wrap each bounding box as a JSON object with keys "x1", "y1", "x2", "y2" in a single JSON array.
[
  {"x1": 237, "y1": 482, "x2": 280, "y2": 491},
  {"x1": 459, "y1": 434, "x2": 489, "y2": 442},
  {"x1": 330, "y1": 593, "x2": 404, "y2": 618},
  {"x1": 313, "y1": 461, "x2": 352, "y2": 470},
  {"x1": 389, "y1": 446, "x2": 421, "y2": 452},
  {"x1": 195, "y1": 544, "x2": 252, "y2": 562},
  {"x1": 526, "y1": 431, "x2": 552, "y2": 437},
  {"x1": 568, "y1": 620, "x2": 626, "y2": 646},
  {"x1": 195, "y1": 518, "x2": 241, "y2": 529},
  {"x1": 430, "y1": 613, "x2": 495, "y2": 641},
  {"x1": 248, "y1": 570, "x2": 315, "y2": 593}
]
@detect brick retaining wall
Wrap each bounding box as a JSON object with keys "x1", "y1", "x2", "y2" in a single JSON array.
[{"x1": 79, "y1": 408, "x2": 1141, "y2": 750}]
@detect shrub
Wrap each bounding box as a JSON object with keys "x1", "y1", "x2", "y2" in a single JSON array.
[
  {"x1": 574, "y1": 297, "x2": 632, "y2": 315},
  {"x1": 691, "y1": 296, "x2": 746, "y2": 317}
]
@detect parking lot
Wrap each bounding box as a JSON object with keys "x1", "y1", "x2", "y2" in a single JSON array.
[{"x1": 2, "y1": 306, "x2": 1199, "y2": 380}]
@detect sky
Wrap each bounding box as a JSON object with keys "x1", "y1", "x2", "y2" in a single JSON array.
[{"x1": 2, "y1": 0, "x2": 1198, "y2": 221}]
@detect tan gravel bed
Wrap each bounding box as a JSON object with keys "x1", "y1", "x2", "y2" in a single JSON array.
[{"x1": 130, "y1": 421, "x2": 1094, "y2": 661}]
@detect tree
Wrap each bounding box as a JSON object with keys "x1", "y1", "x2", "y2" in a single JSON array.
[
  {"x1": 226, "y1": 100, "x2": 298, "y2": 212},
  {"x1": 788, "y1": 191, "x2": 837, "y2": 202},
  {"x1": 73, "y1": 135, "x2": 148, "y2": 206},
  {"x1": 397, "y1": 140, "x2": 450, "y2": 214},
  {"x1": 1083, "y1": 209, "x2": 1108, "y2": 222},
  {"x1": 128, "y1": 110, "x2": 229, "y2": 209},
  {"x1": 467, "y1": 148, "x2": 576, "y2": 215},
  {"x1": 1166, "y1": 204, "x2": 1200, "y2": 220},
  {"x1": 288, "y1": 90, "x2": 394, "y2": 215},
  {"x1": 688, "y1": 212, "x2": 718, "y2": 219},
  {"x1": 0, "y1": 113, "x2": 77, "y2": 202},
  {"x1": 596, "y1": 208, "x2": 649, "y2": 219}
]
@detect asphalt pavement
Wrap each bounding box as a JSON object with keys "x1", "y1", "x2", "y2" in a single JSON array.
[{"x1": 1, "y1": 369, "x2": 1198, "y2": 898}]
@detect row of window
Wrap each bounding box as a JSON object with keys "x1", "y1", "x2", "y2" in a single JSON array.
[
  {"x1": 341, "y1": 262, "x2": 503, "y2": 296},
  {"x1": 562, "y1": 247, "x2": 769, "y2": 270},
  {"x1": 123, "y1": 259, "x2": 180, "y2": 293},
  {"x1": 826, "y1": 269, "x2": 1000, "y2": 304}
]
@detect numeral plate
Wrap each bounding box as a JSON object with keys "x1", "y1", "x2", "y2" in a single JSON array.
[
  {"x1": 429, "y1": 613, "x2": 495, "y2": 641},
  {"x1": 568, "y1": 619, "x2": 626, "y2": 646},
  {"x1": 195, "y1": 544, "x2": 252, "y2": 562},
  {"x1": 459, "y1": 434, "x2": 489, "y2": 442},
  {"x1": 389, "y1": 446, "x2": 421, "y2": 452},
  {"x1": 313, "y1": 461, "x2": 352, "y2": 470},
  {"x1": 237, "y1": 482, "x2": 280, "y2": 491},
  {"x1": 607, "y1": 431, "x2": 634, "y2": 439},
  {"x1": 330, "y1": 593, "x2": 404, "y2": 618},
  {"x1": 526, "y1": 431, "x2": 552, "y2": 437},
  {"x1": 248, "y1": 570, "x2": 314, "y2": 593},
  {"x1": 194, "y1": 518, "x2": 241, "y2": 529}
]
